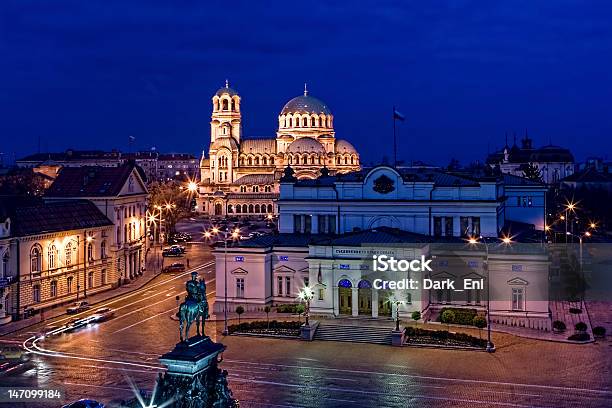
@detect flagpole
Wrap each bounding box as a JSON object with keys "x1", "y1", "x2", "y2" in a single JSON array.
[{"x1": 393, "y1": 105, "x2": 397, "y2": 167}]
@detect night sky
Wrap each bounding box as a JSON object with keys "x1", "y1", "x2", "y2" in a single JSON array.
[{"x1": 2, "y1": 1, "x2": 612, "y2": 166}]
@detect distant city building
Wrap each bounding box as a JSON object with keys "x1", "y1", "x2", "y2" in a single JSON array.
[
  {"x1": 45, "y1": 163, "x2": 149, "y2": 285},
  {"x1": 197, "y1": 82, "x2": 361, "y2": 216},
  {"x1": 0, "y1": 200, "x2": 114, "y2": 323},
  {"x1": 212, "y1": 166, "x2": 550, "y2": 331},
  {"x1": 486, "y1": 134, "x2": 574, "y2": 184},
  {"x1": 561, "y1": 166, "x2": 612, "y2": 193},
  {"x1": 16, "y1": 149, "x2": 198, "y2": 183}
]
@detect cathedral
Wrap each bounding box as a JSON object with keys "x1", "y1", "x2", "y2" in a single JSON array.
[{"x1": 196, "y1": 82, "x2": 361, "y2": 216}]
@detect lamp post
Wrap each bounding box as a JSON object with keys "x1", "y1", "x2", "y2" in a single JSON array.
[
  {"x1": 298, "y1": 286, "x2": 315, "y2": 326},
  {"x1": 211, "y1": 226, "x2": 240, "y2": 335}
]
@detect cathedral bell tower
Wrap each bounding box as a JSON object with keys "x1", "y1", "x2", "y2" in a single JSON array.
[
  {"x1": 210, "y1": 80, "x2": 242, "y2": 143},
  {"x1": 208, "y1": 80, "x2": 241, "y2": 185}
]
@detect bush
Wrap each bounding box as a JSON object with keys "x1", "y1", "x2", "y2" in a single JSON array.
[
  {"x1": 276, "y1": 304, "x2": 299, "y2": 313},
  {"x1": 552, "y1": 320, "x2": 566, "y2": 332},
  {"x1": 567, "y1": 332, "x2": 590, "y2": 341},
  {"x1": 440, "y1": 310, "x2": 456, "y2": 325},
  {"x1": 411, "y1": 311, "x2": 421, "y2": 322},
  {"x1": 593, "y1": 326, "x2": 606, "y2": 337},
  {"x1": 473, "y1": 316, "x2": 487, "y2": 329},
  {"x1": 575, "y1": 322, "x2": 587, "y2": 332},
  {"x1": 438, "y1": 307, "x2": 478, "y2": 325}
]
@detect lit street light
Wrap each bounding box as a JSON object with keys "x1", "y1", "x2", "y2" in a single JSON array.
[
  {"x1": 297, "y1": 286, "x2": 315, "y2": 325},
  {"x1": 210, "y1": 225, "x2": 240, "y2": 335}
]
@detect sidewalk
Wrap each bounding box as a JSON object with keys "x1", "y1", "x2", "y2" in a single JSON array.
[{"x1": 0, "y1": 247, "x2": 163, "y2": 337}]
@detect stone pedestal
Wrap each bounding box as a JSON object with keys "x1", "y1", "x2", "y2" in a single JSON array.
[
  {"x1": 391, "y1": 330, "x2": 405, "y2": 347},
  {"x1": 152, "y1": 335, "x2": 238, "y2": 408},
  {"x1": 300, "y1": 321, "x2": 320, "y2": 341}
]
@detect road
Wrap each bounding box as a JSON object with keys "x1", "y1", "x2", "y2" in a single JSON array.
[{"x1": 1, "y1": 233, "x2": 611, "y2": 407}]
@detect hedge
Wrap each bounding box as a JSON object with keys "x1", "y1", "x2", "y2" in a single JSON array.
[
  {"x1": 404, "y1": 326, "x2": 487, "y2": 348},
  {"x1": 228, "y1": 320, "x2": 302, "y2": 336},
  {"x1": 437, "y1": 307, "x2": 478, "y2": 326},
  {"x1": 276, "y1": 304, "x2": 300, "y2": 313}
]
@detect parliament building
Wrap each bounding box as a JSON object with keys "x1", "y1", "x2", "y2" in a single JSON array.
[{"x1": 196, "y1": 82, "x2": 361, "y2": 216}]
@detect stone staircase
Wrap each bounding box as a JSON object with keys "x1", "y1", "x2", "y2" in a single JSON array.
[{"x1": 313, "y1": 323, "x2": 393, "y2": 345}]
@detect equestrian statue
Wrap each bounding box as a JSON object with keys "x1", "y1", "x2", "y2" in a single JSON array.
[{"x1": 177, "y1": 271, "x2": 210, "y2": 342}]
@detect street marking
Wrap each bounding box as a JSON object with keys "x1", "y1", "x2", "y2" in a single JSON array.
[{"x1": 111, "y1": 306, "x2": 179, "y2": 334}]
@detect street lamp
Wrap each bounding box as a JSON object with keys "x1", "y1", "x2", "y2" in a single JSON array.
[
  {"x1": 210, "y1": 225, "x2": 240, "y2": 335},
  {"x1": 388, "y1": 296, "x2": 404, "y2": 331},
  {"x1": 566, "y1": 231, "x2": 590, "y2": 301},
  {"x1": 297, "y1": 286, "x2": 315, "y2": 325}
]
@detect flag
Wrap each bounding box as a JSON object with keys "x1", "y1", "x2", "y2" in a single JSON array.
[{"x1": 393, "y1": 109, "x2": 405, "y2": 121}]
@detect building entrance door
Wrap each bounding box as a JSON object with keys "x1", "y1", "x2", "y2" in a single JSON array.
[
  {"x1": 358, "y1": 280, "x2": 372, "y2": 315},
  {"x1": 214, "y1": 203, "x2": 222, "y2": 215},
  {"x1": 338, "y1": 279, "x2": 352, "y2": 315},
  {"x1": 378, "y1": 289, "x2": 392, "y2": 316}
]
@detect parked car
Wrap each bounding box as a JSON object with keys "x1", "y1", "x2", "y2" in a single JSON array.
[
  {"x1": 169, "y1": 244, "x2": 186, "y2": 253},
  {"x1": 66, "y1": 301, "x2": 90, "y2": 314},
  {"x1": 90, "y1": 307, "x2": 115, "y2": 322},
  {"x1": 162, "y1": 247, "x2": 182, "y2": 257},
  {"x1": 163, "y1": 262, "x2": 186, "y2": 273}
]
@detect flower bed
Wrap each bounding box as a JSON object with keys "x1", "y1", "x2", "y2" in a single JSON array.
[
  {"x1": 228, "y1": 320, "x2": 301, "y2": 337},
  {"x1": 437, "y1": 307, "x2": 479, "y2": 326},
  {"x1": 404, "y1": 327, "x2": 487, "y2": 348}
]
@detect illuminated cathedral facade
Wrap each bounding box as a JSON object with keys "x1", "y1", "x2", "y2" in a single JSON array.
[{"x1": 196, "y1": 82, "x2": 361, "y2": 216}]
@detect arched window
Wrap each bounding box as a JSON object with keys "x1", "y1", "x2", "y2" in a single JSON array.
[
  {"x1": 236, "y1": 205, "x2": 242, "y2": 214},
  {"x1": 228, "y1": 205, "x2": 233, "y2": 214},
  {"x1": 101, "y1": 241, "x2": 107, "y2": 258},
  {"x1": 351, "y1": 156, "x2": 355, "y2": 164},
  {"x1": 253, "y1": 186, "x2": 259, "y2": 192},
  {"x1": 310, "y1": 156, "x2": 315, "y2": 164},
  {"x1": 88, "y1": 271, "x2": 94, "y2": 289},
  {"x1": 222, "y1": 99, "x2": 229, "y2": 110},
  {"x1": 240, "y1": 185, "x2": 246, "y2": 192},
  {"x1": 255, "y1": 157, "x2": 260, "y2": 165},
  {"x1": 264, "y1": 185, "x2": 271, "y2": 192},
  {"x1": 48, "y1": 245, "x2": 57, "y2": 269},
  {"x1": 248, "y1": 204, "x2": 254, "y2": 213},
  {"x1": 242, "y1": 204, "x2": 248, "y2": 213},
  {"x1": 302, "y1": 117, "x2": 308, "y2": 127},
  {"x1": 87, "y1": 242, "x2": 93, "y2": 262},
  {"x1": 247, "y1": 157, "x2": 253, "y2": 166},
  {"x1": 239, "y1": 157, "x2": 245, "y2": 166},
  {"x1": 311, "y1": 117, "x2": 316, "y2": 126},
  {"x1": 338, "y1": 279, "x2": 352, "y2": 288},
  {"x1": 270, "y1": 157, "x2": 275, "y2": 165},
  {"x1": 344, "y1": 156, "x2": 348, "y2": 165},
  {"x1": 288, "y1": 156, "x2": 293, "y2": 165},
  {"x1": 267, "y1": 204, "x2": 273, "y2": 213},
  {"x1": 2, "y1": 251, "x2": 9, "y2": 276},
  {"x1": 288, "y1": 117, "x2": 293, "y2": 127},
  {"x1": 262, "y1": 157, "x2": 267, "y2": 165},
  {"x1": 50, "y1": 280, "x2": 58, "y2": 297},
  {"x1": 30, "y1": 245, "x2": 41, "y2": 273},
  {"x1": 65, "y1": 242, "x2": 73, "y2": 266},
  {"x1": 255, "y1": 204, "x2": 260, "y2": 213},
  {"x1": 124, "y1": 225, "x2": 128, "y2": 243},
  {"x1": 67, "y1": 276, "x2": 74, "y2": 293}
]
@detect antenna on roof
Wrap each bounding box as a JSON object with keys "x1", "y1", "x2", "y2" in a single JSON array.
[{"x1": 304, "y1": 82, "x2": 308, "y2": 96}]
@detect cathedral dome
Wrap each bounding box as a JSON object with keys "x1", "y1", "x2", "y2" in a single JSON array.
[
  {"x1": 215, "y1": 80, "x2": 238, "y2": 97},
  {"x1": 281, "y1": 94, "x2": 331, "y2": 115},
  {"x1": 211, "y1": 137, "x2": 238, "y2": 151},
  {"x1": 335, "y1": 139, "x2": 357, "y2": 154},
  {"x1": 286, "y1": 137, "x2": 325, "y2": 154}
]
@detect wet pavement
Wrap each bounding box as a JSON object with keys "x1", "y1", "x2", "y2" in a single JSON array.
[{"x1": 0, "y1": 224, "x2": 611, "y2": 407}]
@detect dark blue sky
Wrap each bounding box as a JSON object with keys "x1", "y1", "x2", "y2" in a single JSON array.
[{"x1": 2, "y1": 1, "x2": 612, "y2": 166}]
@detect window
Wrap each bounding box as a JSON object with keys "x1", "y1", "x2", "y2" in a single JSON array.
[
  {"x1": 67, "y1": 276, "x2": 73, "y2": 293},
  {"x1": 512, "y1": 288, "x2": 524, "y2": 311},
  {"x1": 236, "y1": 278, "x2": 245, "y2": 298},
  {"x1": 88, "y1": 272, "x2": 94, "y2": 289},
  {"x1": 48, "y1": 244, "x2": 58, "y2": 269},
  {"x1": 30, "y1": 246, "x2": 41, "y2": 273},
  {"x1": 87, "y1": 242, "x2": 93, "y2": 262},
  {"x1": 253, "y1": 186, "x2": 259, "y2": 192},
  {"x1": 101, "y1": 241, "x2": 107, "y2": 258},
  {"x1": 304, "y1": 215, "x2": 311, "y2": 234},
  {"x1": 434, "y1": 217, "x2": 442, "y2": 237},
  {"x1": 293, "y1": 215, "x2": 302, "y2": 233},
  {"x1": 460, "y1": 217, "x2": 480, "y2": 237},
  {"x1": 101, "y1": 269, "x2": 107, "y2": 285},
  {"x1": 317, "y1": 215, "x2": 337, "y2": 234},
  {"x1": 264, "y1": 185, "x2": 271, "y2": 192},
  {"x1": 240, "y1": 185, "x2": 246, "y2": 192},
  {"x1": 277, "y1": 276, "x2": 283, "y2": 296},
  {"x1": 285, "y1": 277, "x2": 291, "y2": 297},
  {"x1": 33, "y1": 285, "x2": 41, "y2": 303},
  {"x1": 50, "y1": 281, "x2": 57, "y2": 298}
]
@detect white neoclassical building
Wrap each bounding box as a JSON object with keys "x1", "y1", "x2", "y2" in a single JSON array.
[
  {"x1": 197, "y1": 82, "x2": 361, "y2": 216},
  {"x1": 212, "y1": 166, "x2": 551, "y2": 330}
]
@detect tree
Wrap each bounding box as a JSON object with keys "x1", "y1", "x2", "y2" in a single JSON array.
[
  {"x1": 235, "y1": 306, "x2": 245, "y2": 325},
  {"x1": 441, "y1": 310, "x2": 455, "y2": 331},
  {"x1": 521, "y1": 162, "x2": 543, "y2": 182},
  {"x1": 148, "y1": 181, "x2": 187, "y2": 238},
  {"x1": 295, "y1": 304, "x2": 305, "y2": 323},
  {"x1": 411, "y1": 311, "x2": 421, "y2": 327},
  {"x1": 264, "y1": 306, "x2": 271, "y2": 330},
  {"x1": 473, "y1": 315, "x2": 487, "y2": 339}
]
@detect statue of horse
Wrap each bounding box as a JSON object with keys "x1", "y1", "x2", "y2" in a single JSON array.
[{"x1": 177, "y1": 275, "x2": 209, "y2": 342}]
